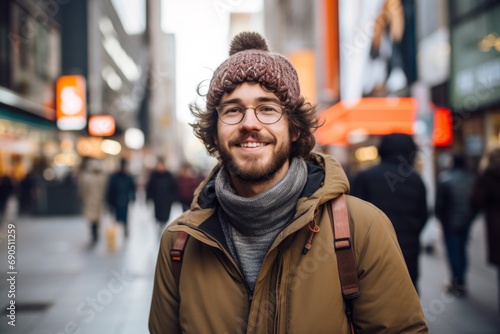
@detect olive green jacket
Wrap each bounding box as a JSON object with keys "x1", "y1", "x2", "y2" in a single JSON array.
[{"x1": 149, "y1": 152, "x2": 428, "y2": 333}]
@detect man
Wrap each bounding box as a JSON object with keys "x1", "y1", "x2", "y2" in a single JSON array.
[
  {"x1": 149, "y1": 32, "x2": 427, "y2": 333},
  {"x1": 0, "y1": 175, "x2": 14, "y2": 223},
  {"x1": 146, "y1": 157, "x2": 177, "y2": 231},
  {"x1": 106, "y1": 158, "x2": 136, "y2": 237},
  {"x1": 435, "y1": 153, "x2": 477, "y2": 297},
  {"x1": 350, "y1": 133, "x2": 429, "y2": 292}
]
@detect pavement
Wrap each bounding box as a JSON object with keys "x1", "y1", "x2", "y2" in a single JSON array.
[{"x1": 0, "y1": 194, "x2": 499, "y2": 334}]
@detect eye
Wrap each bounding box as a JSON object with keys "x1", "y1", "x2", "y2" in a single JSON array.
[
  {"x1": 222, "y1": 105, "x2": 243, "y2": 115},
  {"x1": 257, "y1": 104, "x2": 280, "y2": 113}
]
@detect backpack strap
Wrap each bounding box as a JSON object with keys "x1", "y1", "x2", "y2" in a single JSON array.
[
  {"x1": 170, "y1": 231, "x2": 190, "y2": 287},
  {"x1": 328, "y1": 194, "x2": 360, "y2": 333},
  {"x1": 330, "y1": 194, "x2": 360, "y2": 299}
]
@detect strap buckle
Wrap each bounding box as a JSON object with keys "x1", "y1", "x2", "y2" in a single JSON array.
[
  {"x1": 334, "y1": 237, "x2": 352, "y2": 250},
  {"x1": 170, "y1": 249, "x2": 183, "y2": 262}
]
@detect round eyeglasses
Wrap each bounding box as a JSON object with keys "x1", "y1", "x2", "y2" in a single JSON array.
[{"x1": 216, "y1": 103, "x2": 285, "y2": 125}]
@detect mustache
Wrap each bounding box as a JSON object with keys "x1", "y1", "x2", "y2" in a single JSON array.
[{"x1": 228, "y1": 133, "x2": 275, "y2": 146}]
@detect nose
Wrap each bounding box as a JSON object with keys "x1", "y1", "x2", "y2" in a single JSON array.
[{"x1": 238, "y1": 108, "x2": 262, "y2": 130}]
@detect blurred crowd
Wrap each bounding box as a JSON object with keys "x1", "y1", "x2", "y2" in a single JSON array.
[
  {"x1": 347, "y1": 133, "x2": 500, "y2": 309},
  {"x1": 0, "y1": 156, "x2": 203, "y2": 244},
  {"x1": 76, "y1": 156, "x2": 203, "y2": 244}
]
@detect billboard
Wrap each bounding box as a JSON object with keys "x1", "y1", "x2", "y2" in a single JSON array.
[{"x1": 56, "y1": 75, "x2": 87, "y2": 131}]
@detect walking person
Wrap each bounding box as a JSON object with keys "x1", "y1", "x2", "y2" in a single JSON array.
[
  {"x1": 470, "y1": 147, "x2": 500, "y2": 312},
  {"x1": 175, "y1": 162, "x2": 202, "y2": 211},
  {"x1": 77, "y1": 158, "x2": 107, "y2": 244},
  {"x1": 0, "y1": 174, "x2": 14, "y2": 224},
  {"x1": 149, "y1": 32, "x2": 427, "y2": 333},
  {"x1": 18, "y1": 168, "x2": 37, "y2": 216},
  {"x1": 106, "y1": 158, "x2": 136, "y2": 237},
  {"x1": 350, "y1": 132, "x2": 429, "y2": 292},
  {"x1": 146, "y1": 157, "x2": 177, "y2": 230},
  {"x1": 435, "y1": 153, "x2": 478, "y2": 297}
]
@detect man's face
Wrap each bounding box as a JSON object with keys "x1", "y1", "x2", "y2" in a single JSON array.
[{"x1": 216, "y1": 82, "x2": 296, "y2": 183}]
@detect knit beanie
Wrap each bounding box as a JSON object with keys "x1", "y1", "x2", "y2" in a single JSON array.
[{"x1": 206, "y1": 32, "x2": 300, "y2": 111}]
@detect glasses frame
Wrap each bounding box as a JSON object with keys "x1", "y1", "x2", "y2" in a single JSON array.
[{"x1": 216, "y1": 103, "x2": 286, "y2": 125}]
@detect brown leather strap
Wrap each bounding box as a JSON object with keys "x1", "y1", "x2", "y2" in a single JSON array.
[
  {"x1": 170, "y1": 231, "x2": 189, "y2": 287},
  {"x1": 330, "y1": 194, "x2": 360, "y2": 299},
  {"x1": 329, "y1": 194, "x2": 359, "y2": 334}
]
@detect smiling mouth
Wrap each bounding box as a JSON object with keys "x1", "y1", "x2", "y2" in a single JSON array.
[{"x1": 239, "y1": 142, "x2": 266, "y2": 148}]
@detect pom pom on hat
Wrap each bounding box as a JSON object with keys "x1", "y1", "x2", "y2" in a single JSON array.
[
  {"x1": 229, "y1": 32, "x2": 269, "y2": 56},
  {"x1": 207, "y1": 31, "x2": 300, "y2": 110}
]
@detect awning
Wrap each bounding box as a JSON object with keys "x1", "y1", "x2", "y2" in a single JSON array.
[{"x1": 316, "y1": 97, "x2": 417, "y2": 146}]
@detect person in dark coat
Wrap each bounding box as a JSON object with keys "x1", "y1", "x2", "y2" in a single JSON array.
[
  {"x1": 470, "y1": 147, "x2": 500, "y2": 312},
  {"x1": 146, "y1": 158, "x2": 177, "y2": 228},
  {"x1": 19, "y1": 170, "x2": 37, "y2": 215},
  {"x1": 0, "y1": 175, "x2": 14, "y2": 223},
  {"x1": 106, "y1": 159, "x2": 136, "y2": 237},
  {"x1": 435, "y1": 153, "x2": 477, "y2": 297},
  {"x1": 350, "y1": 133, "x2": 429, "y2": 291}
]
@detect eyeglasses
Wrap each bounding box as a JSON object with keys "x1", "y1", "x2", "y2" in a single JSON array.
[{"x1": 216, "y1": 103, "x2": 285, "y2": 125}]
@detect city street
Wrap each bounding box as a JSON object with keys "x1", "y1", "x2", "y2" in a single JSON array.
[{"x1": 0, "y1": 195, "x2": 499, "y2": 334}]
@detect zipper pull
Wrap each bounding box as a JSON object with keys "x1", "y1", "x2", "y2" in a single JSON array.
[{"x1": 303, "y1": 208, "x2": 320, "y2": 254}]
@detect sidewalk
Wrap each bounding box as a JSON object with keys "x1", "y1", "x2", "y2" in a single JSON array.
[
  {"x1": 0, "y1": 198, "x2": 499, "y2": 333},
  {"x1": 0, "y1": 195, "x2": 180, "y2": 334},
  {"x1": 418, "y1": 216, "x2": 500, "y2": 333}
]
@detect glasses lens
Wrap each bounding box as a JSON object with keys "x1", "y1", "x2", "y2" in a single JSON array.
[
  {"x1": 255, "y1": 104, "x2": 283, "y2": 124},
  {"x1": 218, "y1": 105, "x2": 244, "y2": 124}
]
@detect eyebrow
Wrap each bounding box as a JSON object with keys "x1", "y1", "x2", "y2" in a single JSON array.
[{"x1": 220, "y1": 97, "x2": 281, "y2": 105}]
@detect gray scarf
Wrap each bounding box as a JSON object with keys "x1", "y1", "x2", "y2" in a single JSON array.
[{"x1": 215, "y1": 158, "x2": 308, "y2": 290}]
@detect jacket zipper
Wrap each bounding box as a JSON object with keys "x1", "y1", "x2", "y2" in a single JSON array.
[{"x1": 273, "y1": 250, "x2": 285, "y2": 333}]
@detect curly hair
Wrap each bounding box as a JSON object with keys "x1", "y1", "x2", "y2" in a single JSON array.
[{"x1": 189, "y1": 82, "x2": 320, "y2": 159}]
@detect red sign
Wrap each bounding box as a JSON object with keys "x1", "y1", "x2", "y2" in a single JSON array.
[
  {"x1": 56, "y1": 75, "x2": 87, "y2": 131},
  {"x1": 433, "y1": 107, "x2": 453, "y2": 147},
  {"x1": 88, "y1": 115, "x2": 116, "y2": 137}
]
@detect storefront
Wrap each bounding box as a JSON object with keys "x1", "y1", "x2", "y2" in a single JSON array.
[{"x1": 449, "y1": 0, "x2": 500, "y2": 169}]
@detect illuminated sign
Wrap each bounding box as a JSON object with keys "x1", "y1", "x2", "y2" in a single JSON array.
[
  {"x1": 56, "y1": 75, "x2": 87, "y2": 131},
  {"x1": 433, "y1": 108, "x2": 453, "y2": 147},
  {"x1": 88, "y1": 115, "x2": 116, "y2": 137}
]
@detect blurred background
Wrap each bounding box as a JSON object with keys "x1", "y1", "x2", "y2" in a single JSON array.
[
  {"x1": 1, "y1": 0, "x2": 500, "y2": 212},
  {"x1": 1, "y1": 0, "x2": 500, "y2": 333}
]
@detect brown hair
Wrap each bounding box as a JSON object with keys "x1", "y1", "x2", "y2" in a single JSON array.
[{"x1": 189, "y1": 82, "x2": 319, "y2": 159}]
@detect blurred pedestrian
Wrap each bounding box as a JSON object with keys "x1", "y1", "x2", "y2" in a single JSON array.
[
  {"x1": 149, "y1": 32, "x2": 427, "y2": 333},
  {"x1": 470, "y1": 147, "x2": 500, "y2": 312},
  {"x1": 106, "y1": 158, "x2": 136, "y2": 237},
  {"x1": 77, "y1": 158, "x2": 107, "y2": 244},
  {"x1": 0, "y1": 175, "x2": 14, "y2": 223},
  {"x1": 435, "y1": 153, "x2": 477, "y2": 297},
  {"x1": 175, "y1": 162, "x2": 202, "y2": 211},
  {"x1": 350, "y1": 133, "x2": 429, "y2": 292},
  {"x1": 19, "y1": 168, "x2": 37, "y2": 215},
  {"x1": 146, "y1": 157, "x2": 177, "y2": 228}
]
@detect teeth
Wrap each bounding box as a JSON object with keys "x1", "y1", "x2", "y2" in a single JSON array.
[{"x1": 240, "y1": 142, "x2": 265, "y2": 148}]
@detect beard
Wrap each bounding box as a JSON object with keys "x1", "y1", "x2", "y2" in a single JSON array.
[{"x1": 219, "y1": 137, "x2": 291, "y2": 183}]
